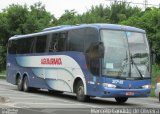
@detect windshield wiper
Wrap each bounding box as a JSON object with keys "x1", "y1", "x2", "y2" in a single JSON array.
[
  {"x1": 130, "y1": 56, "x2": 143, "y2": 79},
  {"x1": 118, "y1": 54, "x2": 144, "y2": 79}
]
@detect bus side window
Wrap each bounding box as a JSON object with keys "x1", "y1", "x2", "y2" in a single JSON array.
[
  {"x1": 49, "y1": 32, "x2": 67, "y2": 52},
  {"x1": 68, "y1": 29, "x2": 84, "y2": 52},
  {"x1": 49, "y1": 34, "x2": 58, "y2": 52},
  {"x1": 35, "y1": 35, "x2": 47, "y2": 53},
  {"x1": 84, "y1": 28, "x2": 100, "y2": 76},
  {"x1": 30, "y1": 37, "x2": 36, "y2": 53},
  {"x1": 8, "y1": 40, "x2": 17, "y2": 54},
  {"x1": 58, "y1": 33, "x2": 68, "y2": 51},
  {"x1": 22, "y1": 37, "x2": 34, "y2": 54}
]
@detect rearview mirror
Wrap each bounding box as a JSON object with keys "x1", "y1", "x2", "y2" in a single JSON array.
[{"x1": 86, "y1": 42, "x2": 104, "y2": 59}]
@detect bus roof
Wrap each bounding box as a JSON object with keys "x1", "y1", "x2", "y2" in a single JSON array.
[{"x1": 9, "y1": 24, "x2": 145, "y2": 40}]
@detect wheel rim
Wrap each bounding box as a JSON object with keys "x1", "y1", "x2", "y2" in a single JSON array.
[{"x1": 77, "y1": 85, "x2": 84, "y2": 96}]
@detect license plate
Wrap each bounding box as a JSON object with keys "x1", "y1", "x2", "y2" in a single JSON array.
[{"x1": 126, "y1": 92, "x2": 134, "y2": 96}]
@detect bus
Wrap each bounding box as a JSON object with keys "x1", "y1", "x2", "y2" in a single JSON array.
[{"x1": 6, "y1": 24, "x2": 151, "y2": 103}]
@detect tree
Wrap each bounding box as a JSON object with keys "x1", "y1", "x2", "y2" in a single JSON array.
[
  {"x1": 110, "y1": 1, "x2": 141, "y2": 23},
  {"x1": 23, "y1": 2, "x2": 53, "y2": 33},
  {"x1": 0, "y1": 11, "x2": 10, "y2": 70},
  {"x1": 0, "y1": 2, "x2": 53, "y2": 71},
  {"x1": 121, "y1": 8, "x2": 160, "y2": 63},
  {"x1": 80, "y1": 4, "x2": 110, "y2": 23},
  {"x1": 54, "y1": 2, "x2": 141, "y2": 25},
  {"x1": 55, "y1": 10, "x2": 79, "y2": 25}
]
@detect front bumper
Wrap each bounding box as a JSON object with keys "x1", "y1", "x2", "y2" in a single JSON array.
[{"x1": 98, "y1": 88, "x2": 151, "y2": 98}]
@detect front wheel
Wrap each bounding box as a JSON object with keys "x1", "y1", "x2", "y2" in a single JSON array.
[
  {"x1": 76, "y1": 80, "x2": 89, "y2": 102},
  {"x1": 115, "y1": 97, "x2": 128, "y2": 104}
]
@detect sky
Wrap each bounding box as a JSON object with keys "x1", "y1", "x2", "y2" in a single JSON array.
[{"x1": 0, "y1": 0, "x2": 160, "y2": 18}]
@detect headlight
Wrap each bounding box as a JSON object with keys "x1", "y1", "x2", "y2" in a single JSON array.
[
  {"x1": 103, "y1": 83, "x2": 116, "y2": 88},
  {"x1": 142, "y1": 85, "x2": 151, "y2": 89}
]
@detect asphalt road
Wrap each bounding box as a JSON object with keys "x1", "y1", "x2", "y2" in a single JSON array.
[{"x1": 0, "y1": 80, "x2": 160, "y2": 114}]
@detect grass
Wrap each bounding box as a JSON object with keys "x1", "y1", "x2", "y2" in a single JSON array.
[
  {"x1": 150, "y1": 64, "x2": 160, "y2": 97},
  {"x1": 0, "y1": 70, "x2": 6, "y2": 79}
]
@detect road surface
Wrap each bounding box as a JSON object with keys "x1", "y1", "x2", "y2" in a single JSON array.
[{"x1": 0, "y1": 80, "x2": 160, "y2": 114}]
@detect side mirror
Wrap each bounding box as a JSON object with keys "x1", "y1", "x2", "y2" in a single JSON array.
[
  {"x1": 97, "y1": 42, "x2": 104, "y2": 58},
  {"x1": 86, "y1": 42, "x2": 104, "y2": 59}
]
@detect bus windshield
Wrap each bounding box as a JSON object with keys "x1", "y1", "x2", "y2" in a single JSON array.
[{"x1": 100, "y1": 30, "x2": 150, "y2": 79}]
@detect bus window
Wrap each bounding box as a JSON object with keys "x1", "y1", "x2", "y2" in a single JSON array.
[
  {"x1": 30, "y1": 37, "x2": 36, "y2": 53},
  {"x1": 68, "y1": 27, "x2": 100, "y2": 75},
  {"x1": 58, "y1": 33, "x2": 67, "y2": 51},
  {"x1": 68, "y1": 29, "x2": 85, "y2": 52},
  {"x1": 8, "y1": 40, "x2": 17, "y2": 54},
  {"x1": 49, "y1": 34, "x2": 58, "y2": 52},
  {"x1": 84, "y1": 28, "x2": 99, "y2": 76},
  {"x1": 19, "y1": 37, "x2": 34, "y2": 54},
  {"x1": 49, "y1": 33, "x2": 67, "y2": 52},
  {"x1": 35, "y1": 35, "x2": 47, "y2": 53},
  {"x1": 84, "y1": 28, "x2": 99, "y2": 52},
  {"x1": 9, "y1": 37, "x2": 34, "y2": 54}
]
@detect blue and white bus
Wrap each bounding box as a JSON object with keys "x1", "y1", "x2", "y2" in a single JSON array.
[{"x1": 6, "y1": 24, "x2": 151, "y2": 103}]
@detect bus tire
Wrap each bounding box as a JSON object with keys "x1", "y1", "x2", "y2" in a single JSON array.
[
  {"x1": 76, "y1": 80, "x2": 89, "y2": 102},
  {"x1": 17, "y1": 76, "x2": 23, "y2": 91},
  {"x1": 23, "y1": 76, "x2": 30, "y2": 92},
  {"x1": 115, "y1": 97, "x2": 128, "y2": 104}
]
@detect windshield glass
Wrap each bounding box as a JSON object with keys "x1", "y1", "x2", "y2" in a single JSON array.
[
  {"x1": 101, "y1": 30, "x2": 130, "y2": 77},
  {"x1": 100, "y1": 30, "x2": 150, "y2": 78},
  {"x1": 127, "y1": 32, "x2": 150, "y2": 78}
]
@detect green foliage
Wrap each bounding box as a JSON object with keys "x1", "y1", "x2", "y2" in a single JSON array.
[
  {"x1": 0, "y1": 2, "x2": 53, "y2": 71},
  {"x1": 4, "y1": 4, "x2": 29, "y2": 35},
  {"x1": 24, "y1": 2, "x2": 53, "y2": 33},
  {"x1": 0, "y1": 70, "x2": 5, "y2": 79},
  {"x1": 0, "y1": 12, "x2": 8, "y2": 70},
  {"x1": 53, "y1": 1, "x2": 141, "y2": 25},
  {"x1": 110, "y1": 1, "x2": 141, "y2": 23},
  {"x1": 80, "y1": 4, "x2": 110, "y2": 23},
  {"x1": 121, "y1": 8, "x2": 160, "y2": 63},
  {"x1": 150, "y1": 64, "x2": 160, "y2": 97},
  {"x1": 55, "y1": 10, "x2": 79, "y2": 25}
]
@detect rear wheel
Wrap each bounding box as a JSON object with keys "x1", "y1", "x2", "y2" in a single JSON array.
[
  {"x1": 17, "y1": 76, "x2": 23, "y2": 91},
  {"x1": 76, "y1": 80, "x2": 89, "y2": 102},
  {"x1": 115, "y1": 97, "x2": 128, "y2": 104},
  {"x1": 23, "y1": 76, "x2": 30, "y2": 92}
]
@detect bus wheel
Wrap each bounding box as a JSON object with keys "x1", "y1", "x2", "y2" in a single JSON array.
[
  {"x1": 115, "y1": 97, "x2": 128, "y2": 104},
  {"x1": 23, "y1": 76, "x2": 30, "y2": 92},
  {"x1": 76, "y1": 80, "x2": 89, "y2": 102},
  {"x1": 17, "y1": 76, "x2": 23, "y2": 91}
]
